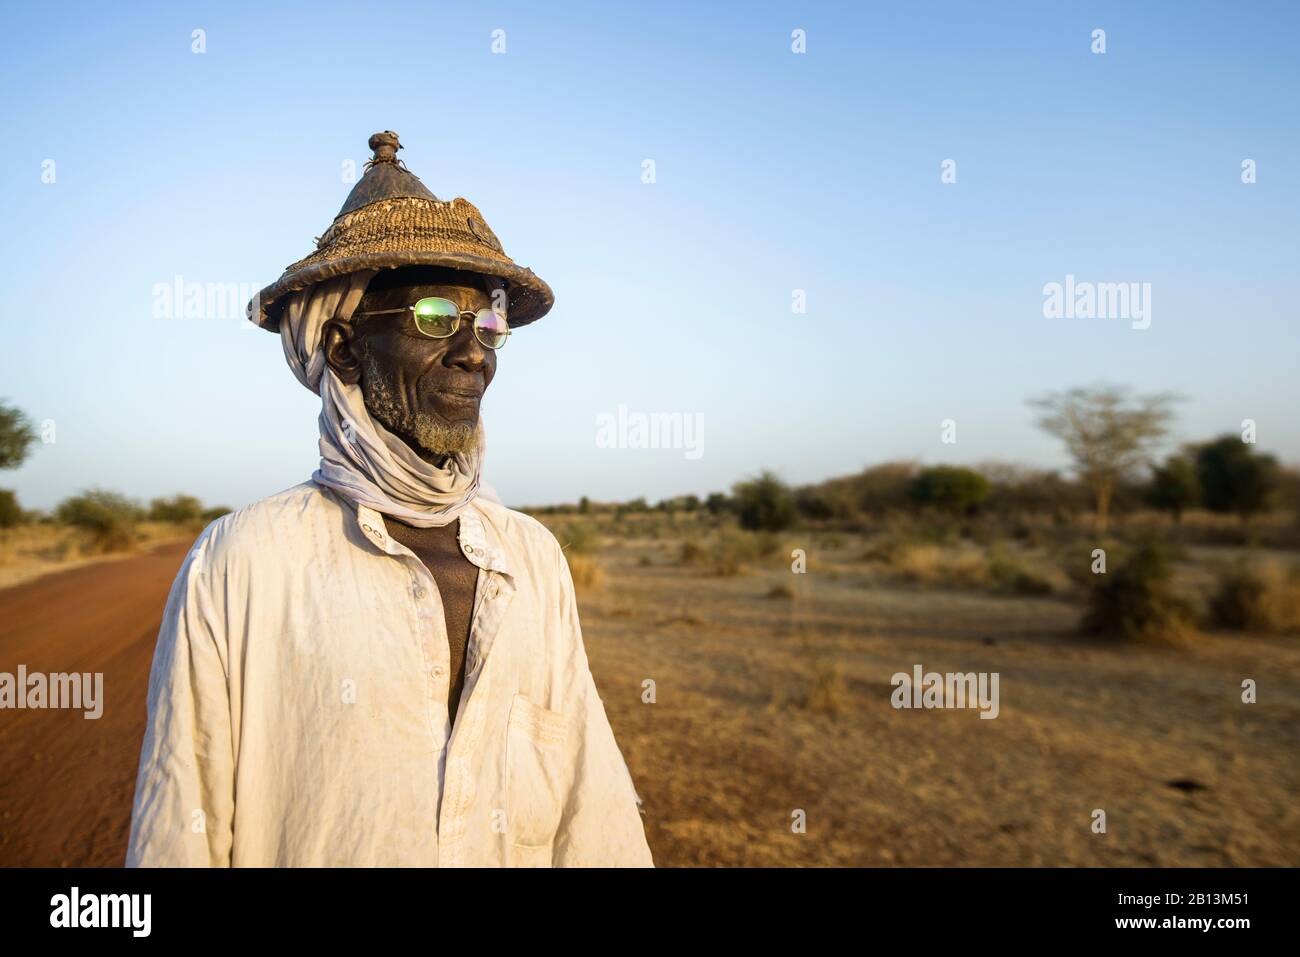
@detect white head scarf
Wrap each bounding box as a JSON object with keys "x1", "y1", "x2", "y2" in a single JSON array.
[{"x1": 278, "y1": 271, "x2": 500, "y2": 527}]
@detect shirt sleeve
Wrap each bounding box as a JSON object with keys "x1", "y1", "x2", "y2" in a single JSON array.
[
  {"x1": 551, "y1": 545, "x2": 655, "y2": 868},
  {"x1": 125, "y1": 526, "x2": 235, "y2": 867}
]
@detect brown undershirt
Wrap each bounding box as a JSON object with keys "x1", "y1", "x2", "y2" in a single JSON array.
[{"x1": 384, "y1": 517, "x2": 479, "y2": 725}]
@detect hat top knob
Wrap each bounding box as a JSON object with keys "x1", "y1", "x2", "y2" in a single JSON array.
[{"x1": 366, "y1": 130, "x2": 404, "y2": 169}]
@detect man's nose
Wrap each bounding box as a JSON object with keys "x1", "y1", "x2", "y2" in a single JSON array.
[{"x1": 443, "y1": 321, "x2": 486, "y2": 369}]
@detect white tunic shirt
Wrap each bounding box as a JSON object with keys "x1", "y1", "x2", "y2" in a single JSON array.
[{"x1": 124, "y1": 481, "x2": 653, "y2": 867}]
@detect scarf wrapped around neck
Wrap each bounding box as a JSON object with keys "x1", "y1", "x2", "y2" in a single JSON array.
[{"x1": 277, "y1": 271, "x2": 498, "y2": 527}]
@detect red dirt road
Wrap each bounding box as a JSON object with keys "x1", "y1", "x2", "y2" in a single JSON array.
[{"x1": 0, "y1": 542, "x2": 190, "y2": 867}]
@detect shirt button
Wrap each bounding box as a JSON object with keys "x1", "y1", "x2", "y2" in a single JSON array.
[
  {"x1": 414, "y1": 586, "x2": 427, "y2": 599},
  {"x1": 462, "y1": 543, "x2": 473, "y2": 554},
  {"x1": 431, "y1": 666, "x2": 445, "y2": 679}
]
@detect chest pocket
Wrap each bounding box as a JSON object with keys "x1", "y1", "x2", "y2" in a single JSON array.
[{"x1": 505, "y1": 692, "x2": 572, "y2": 865}]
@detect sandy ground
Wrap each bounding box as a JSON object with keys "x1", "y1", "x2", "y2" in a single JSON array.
[
  {"x1": 0, "y1": 542, "x2": 188, "y2": 866},
  {"x1": 1, "y1": 535, "x2": 1296, "y2": 867},
  {"x1": 587, "y1": 535, "x2": 1300, "y2": 866}
]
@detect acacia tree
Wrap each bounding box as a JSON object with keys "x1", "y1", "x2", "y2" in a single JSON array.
[
  {"x1": 1147, "y1": 454, "x2": 1201, "y2": 523},
  {"x1": 0, "y1": 401, "x2": 36, "y2": 528},
  {"x1": 1194, "y1": 435, "x2": 1280, "y2": 523},
  {"x1": 1030, "y1": 386, "x2": 1179, "y2": 533},
  {"x1": 0, "y1": 400, "x2": 35, "y2": 470}
]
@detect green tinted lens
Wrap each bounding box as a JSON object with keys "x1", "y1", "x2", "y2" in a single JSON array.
[
  {"x1": 473, "y1": 308, "x2": 509, "y2": 349},
  {"x1": 411, "y1": 297, "x2": 459, "y2": 337}
]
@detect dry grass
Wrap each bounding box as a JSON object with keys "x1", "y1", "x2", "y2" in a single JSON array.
[
  {"x1": 1126, "y1": 507, "x2": 1300, "y2": 550},
  {"x1": 890, "y1": 542, "x2": 989, "y2": 587},
  {"x1": 679, "y1": 528, "x2": 782, "y2": 577},
  {"x1": 1209, "y1": 558, "x2": 1300, "y2": 634},
  {"x1": 0, "y1": 522, "x2": 199, "y2": 591},
  {"x1": 570, "y1": 517, "x2": 1300, "y2": 866},
  {"x1": 565, "y1": 552, "x2": 604, "y2": 593},
  {"x1": 858, "y1": 536, "x2": 1062, "y2": 597}
]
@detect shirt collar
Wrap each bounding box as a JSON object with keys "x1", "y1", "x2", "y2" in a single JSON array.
[{"x1": 351, "y1": 499, "x2": 512, "y2": 579}]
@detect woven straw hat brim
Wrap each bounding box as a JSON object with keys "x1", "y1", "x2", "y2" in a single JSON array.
[
  {"x1": 249, "y1": 249, "x2": 554, "y2": 332},
  {"x1": 248, "y1": 193, "x2": 554, "y2": 332}
]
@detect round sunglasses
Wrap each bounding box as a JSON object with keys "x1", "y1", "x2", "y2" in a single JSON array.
[{"x1": 352, "y1": 297, "x2": 510, "y2": 350}]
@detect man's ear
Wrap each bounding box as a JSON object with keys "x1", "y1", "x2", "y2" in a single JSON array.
[{"x1": 322, "y1": 318, "x2": 363, "y2": 385}]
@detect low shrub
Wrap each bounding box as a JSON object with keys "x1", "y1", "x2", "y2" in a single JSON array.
[
  {"x1": 732, "y1": 471, "x2": 797, "y2": 532},
  {"x1": 553, "y1": 521, "x2": 600, "y2": 555},
  {"x1": 679, "y1": 538, "x2": 707, "y2": 564},
  {"x1": 148, "y1": 494, "x2": 203, "y2": 524},
  {"x1": 1208, "y1": 560, "x2": 1300, "y2": 633},
  {"x1": 1081, "y1": 541, "x2": 1195, "y2": 642},
  {"x1": 908, "y1": 466, "x2": 991, "y2": 515},
  {"x1": 0, "y1": 489, "x2": 22, "y2": 529},
  {"x1": 710, "y1": 530, "x2": 750, "y2": 576},
  {"x1": 986, "y1": 551, "x2": 1054, "y2": 597},
  {"x1": 679, "y1": 528, "x2": 781, "y2": 576},
  {"x1": 55, "y1": 489, "x2": 142, "y2": 553}
]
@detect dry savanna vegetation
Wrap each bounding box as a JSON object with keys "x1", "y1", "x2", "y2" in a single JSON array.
[
  {"x1": 0, "y1": 489, "x2": 229, "y2": 590},
  {"x1": 533, "y1": 449, "x2": 1300, "y2": 866},
  {"x1": 3, "y1": 391, "x2": 1297, "y2": 866}
]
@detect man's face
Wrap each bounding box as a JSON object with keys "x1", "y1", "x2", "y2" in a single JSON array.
[{"x1": 323, "y1": 266, "x2": 500, "y2": 461}]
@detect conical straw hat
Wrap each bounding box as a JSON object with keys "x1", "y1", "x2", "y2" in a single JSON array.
[{"x1": 247, "y1": 130, "x2": 554, "y2": 331}]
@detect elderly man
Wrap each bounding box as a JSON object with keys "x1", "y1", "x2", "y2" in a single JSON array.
[{"x1": 125, "y1": 131, "x2": 653, "y2": 867}]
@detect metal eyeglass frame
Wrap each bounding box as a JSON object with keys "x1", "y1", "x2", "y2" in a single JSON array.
[{"x1": 352, "y1": 297, "x2": 511, "y2": 350}]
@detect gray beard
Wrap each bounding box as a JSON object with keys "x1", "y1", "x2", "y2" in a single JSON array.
[{"x1": 360, "y1": 353, "x2": 480, "y2": 458}]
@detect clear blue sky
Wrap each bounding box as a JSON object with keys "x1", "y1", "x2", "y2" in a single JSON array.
[{"x1": 2, "y1": 1, "x2": 1296, "y2": 511}]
